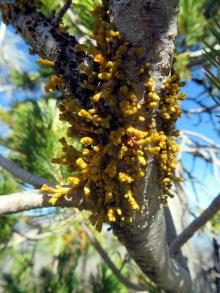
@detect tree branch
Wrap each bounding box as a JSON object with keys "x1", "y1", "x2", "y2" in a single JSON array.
[
  {"x1": 52, "y1": 0, "x2": 72, "y2": 25},
  {"x1": 0, "y1": 154, "x2": 54, "y2": 187},
  {"x1": 0, "y1": 2, "x2": 89, "y2": 103},
  {"x1": 0, "y1": 154, "x2": 148, "y2": 290},
  {"x1": 188, "y1": 44, "x2": 220, "y2": 68},
  {"x1": 169, "y1": 194, "x2": 220, "y2": 255},
  {"x1": 83, "y1": 225, "x2": 148, "y2": 292},
  {"x1": 0, "y1": 187, "x2": 146, "y2": 292},
  {"x1": 0, "y1": 189, "x2": 88, "y2": 216},
  {"x1": 0, "y1": 1, "x2": 15, "y2": 4}
]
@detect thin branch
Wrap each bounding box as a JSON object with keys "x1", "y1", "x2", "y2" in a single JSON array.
[
  {"x1": 189, "y1": 45, "x2": 220, "y2": 59},
  {"x1": 52, "y1": 0, "x2": 72, "y2": 25},
  {"x1": 181, "y1": 130, "x2": 220, "y2": 148},
  {"x1": 0, "y1": 1, "x2": 15, "y2": 4},
  {"x1": 0, "y1": 189, "x2": 88, "y2": 216},
  {"x1": 0, "y1": 2, "x2": 88, "y2": 101},
  {"x1": 14, "y1": 229, "x2": 53, "y2": 241},
  {"x1": 170, "y1": 194, "x2": 220, "y2": 255},
  {"x1": 184, "y1": 104, "x2": 219, "y2": 115},
  {"x1": 0, "y1": 154, "x2": 54, "y2": 187},
  {"x1": 58, "y1": 0, "x2": 91, "y2": 38},
  {"x1": 0, "y1": 142, "x2": 158, "y2": 289},
  {"x1": 188, "y1": 44, "x2": 220, "y2": 67},
  {"x1": 83, "y1": 225, "x2": 148, "y2": 292}
]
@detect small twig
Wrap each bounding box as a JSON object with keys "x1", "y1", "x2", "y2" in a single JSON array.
[
  {"x1": 0, "y1": 0, "x2": 15, "y2": 4},
  {"x1": 184, "y1": 104, "x2": 219, "y2": 115},
  {"x1": 83, "y1": 225, "x2": 148, "y2": 292},
  {"x1": 188, "y1": 44, "x2": 220, "y2": 67},
  {"x1": 14, "y1": 229, "x2": 53, "y2": 241},
  {"x1": 119, "y1": 254, "x2": 131, "y2": 272},
  {"x1": 169, "y1": 194, "x2": 220, "y2": 255},
  {"x1": 182, "y1": 131, "x2": 220, "y2": 148},
  {"x1": 0, "y1": 189, "x2": 88, "y2": 216},
  {"x1": 52, "y1": 0, "x2": 72, "y2": 25},
  {"x1": 0, "y1": 154, "x2": 54, "y2": 187}
]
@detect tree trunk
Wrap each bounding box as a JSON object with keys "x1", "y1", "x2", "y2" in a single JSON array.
[{"x1": 110, "y1": 1, "x2": 192, "y2": 292}]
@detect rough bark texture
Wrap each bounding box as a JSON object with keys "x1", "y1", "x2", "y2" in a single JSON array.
[
  {"x1": 109, "y1": 0, "x2": 178, "y2": 86},
  {"x1": 109, "y1": 1, "x2": 192, "y2": 292},
  {"x1": 0, "y1": 1, "x2": 192, "y2": 292},
  {"x1": 1, "y1": 3, "x2": 91, "y2": 105},
  {"x1": 113, "y1": 165, "x2": 191, "y2": 293}
]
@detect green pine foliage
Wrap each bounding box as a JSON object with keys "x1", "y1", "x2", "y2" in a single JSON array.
[
  {"x1": 2, "y1": 251, "x2": 37, "y2": 293},
  {"x1": 90, "y1": 263, "x2": 127, "y2": 293},
  {"x1": 210, "y1": 210, "x2": 220, "y2": 233},
  {"x1": 204, "y1": 21, "x2": 220, "y2": 105},
  {"x1": 39, "y1": 0, "x2": 96, "y2": 41},
  {"x1": 0, "y1": 171, "x2": 20, "y2": 245},
  {"x1": 178, "y1": 0, "x2": 207, "y2": 47},
  {"x1": 0, "y1": 214, "x2": 17, "y2": 246},
  {"x1": 38, "y1": 246, "x2": 83, "y2": 293},
  {"x1": 9, "y1": 69, "x2": 40, "y2": 91},
  {"x1": 0, "y1": 99, "x2": 68, "y2": 183},
  {"x1": 175, "y1": 0, "x2": 219, "y2": 80}
]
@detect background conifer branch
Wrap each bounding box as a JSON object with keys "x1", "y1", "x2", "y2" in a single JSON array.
[{"x1": 170, "y1": 193, "x2": 220, "y2": 255}]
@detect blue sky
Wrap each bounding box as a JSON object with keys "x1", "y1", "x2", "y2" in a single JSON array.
[{"x1": 178, "y1": 76, "x2": 220, "y2": 209}]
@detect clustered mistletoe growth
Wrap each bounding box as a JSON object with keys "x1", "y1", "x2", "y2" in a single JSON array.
[
  {"x1": 1, "y1": 0, "x2": 185, "y2": 232},
  {"x1": 41, "y1": 0, "x2": 185, "y2": 232}
]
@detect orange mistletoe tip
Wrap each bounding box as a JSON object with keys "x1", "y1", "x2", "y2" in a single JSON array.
[
  {"x1": 41, "y1": 184, "x2": 74, "y2": 205},
  {"x1": 41, "y1": 184, "x2": 55, "y2": 193},
  {"x1": 37, "y1": 58, "x2": 55, "y2": 67},
  {"x1": 44, "y1": 75, "x2": 65, "y2": 93},
  {"x1": 94, "y1": 54, "x2": 105, "y2": 64}
]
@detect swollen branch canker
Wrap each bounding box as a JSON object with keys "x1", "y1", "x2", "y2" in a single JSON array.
[{"x1": 41, "y1": 1, "x2": 185, "y2": 232}]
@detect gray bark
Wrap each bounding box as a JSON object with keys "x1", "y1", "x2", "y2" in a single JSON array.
[
  {"x1": 113, "y1": 164, "x2": 191, "y2": 292},
  {"x1": 0, "y1": 189, "x2": 88, "y2": 216},
  {"x1": 0, "y1": 154, "x2": 54, "y2": 188},
  {"x1": 110, "y1": 1, "x2": 192, "y2": 292}
]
